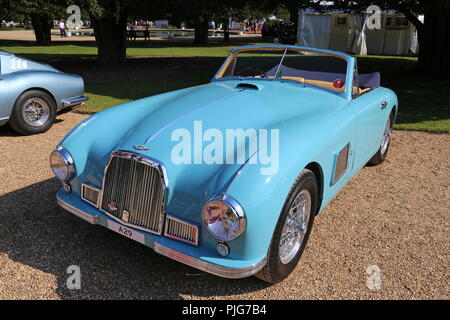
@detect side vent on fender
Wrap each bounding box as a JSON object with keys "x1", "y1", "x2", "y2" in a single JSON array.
[{"x1": 333, "y1": 143, "x2": 350, "y2": 185}]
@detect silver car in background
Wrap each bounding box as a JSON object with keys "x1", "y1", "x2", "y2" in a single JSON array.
[{"x1": 0, "y1": 50, "x2": 88, "y2": 135}]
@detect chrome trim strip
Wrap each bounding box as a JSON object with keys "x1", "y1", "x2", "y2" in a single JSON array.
[
  {"x1": 63, "y1": 96, "x2": 89, "y2": 107},
  {"x1": 222, "y1": 150, "x2": 258, "y2": 193},
  {"x1": 98, "y1": 150, "x2": 168, "y2": 235},
  {"x1": 144, "y1": 91, "x2": 238, "y2": 144},
  {"x1": 164, "y1": 215, "x2": 199, "y2": 246},
  {"x1": 80, "y1": 184, "x2": 100, "y2": 208},
  {"x1": 57, "y1": 195, "x2": 99, "y2": 225},
  {"x1": 154, "y1": 243, "x2": 267, "y2": 279}
]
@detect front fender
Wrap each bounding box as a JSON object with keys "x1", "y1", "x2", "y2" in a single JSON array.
[{"x1": 220, "y1": 124, "x2": 324, "y2": 261}]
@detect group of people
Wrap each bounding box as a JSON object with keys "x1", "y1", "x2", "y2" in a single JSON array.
[
  {"x1": 127, "y1": 25, "x2": 151, "y2": 42},
  {"x1": 245, "y1": 19, "x2": 261, "y2": 33}
]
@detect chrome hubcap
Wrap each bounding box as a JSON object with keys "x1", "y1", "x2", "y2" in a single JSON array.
[
  {"x1": 279, "y1": 189, "x2": 311, "y2": 265},
  {"x1": 380, "y1": 118, "x2": 392, "y2": 155},
  {"x1": 22, "y1": 98, "x2": 50, "y2": 127}
]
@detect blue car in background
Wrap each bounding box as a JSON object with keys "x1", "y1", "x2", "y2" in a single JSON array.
[
  {"x1": 0, "y1": 50, "x2": 88, "y2": 135},
  {"x1": 51, "y1": 45, "x2": 397, "y2": 283}
]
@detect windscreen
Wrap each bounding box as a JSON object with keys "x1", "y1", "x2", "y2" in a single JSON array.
[{"x1": 218, "y1": 48, "x2": 348, "y2": 93}]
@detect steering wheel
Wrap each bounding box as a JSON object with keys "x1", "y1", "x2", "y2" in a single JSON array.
[{"x1": 237, "y1": 67, "x2": 268, "y2": 78}]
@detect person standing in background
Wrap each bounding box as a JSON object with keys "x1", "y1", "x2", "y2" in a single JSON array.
[
  {"x1": 59, "y1": 20, "x2": 66, "y2": 37},
  {"x1": 144, "y1": 26, "x2": 150, "y2": 42}
]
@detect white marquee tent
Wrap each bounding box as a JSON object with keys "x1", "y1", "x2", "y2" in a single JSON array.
[{"x1": 297, "y1": 8, "x2": 422, "y2": 56}]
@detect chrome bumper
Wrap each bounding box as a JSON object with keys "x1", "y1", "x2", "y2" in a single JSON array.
[
  {"x1": 153, "y1": 243, "x2": 266, "y2": 279},
  {"x1": 56, "y1": 196, "x2": 266, "y2": 279},
  {"x1": 57, "y1": 196, "x2": 99, "y2": 224},
  {"x1": 62, "y1": 96, "x2": 89, "y2": 108},
  {"x1": 0, "y1": 116, "x2": 9, "y2": 126}
]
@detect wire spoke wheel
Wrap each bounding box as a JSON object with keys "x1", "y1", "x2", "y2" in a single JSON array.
[
  {"x1": 380, "y1": 118, "x2": 393, "y2": 155},
  {"x1": 279, "y1": 189, "x2": 311, "y2": 265},
  {"x1": 22, "y1": 98, "x2": 50, "y2": 127}
]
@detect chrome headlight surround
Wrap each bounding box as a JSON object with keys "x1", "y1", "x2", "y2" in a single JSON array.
[
  {"x1": 50, "y1": 146, "x2": 75, "y2": 182},
  {"x1": 202, "y1": 194, "x2": 246, "y2": 241}
]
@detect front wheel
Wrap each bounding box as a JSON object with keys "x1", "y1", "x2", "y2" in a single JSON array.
[
  {"x1": 9, "y1": 90, "x2": 56, "y2": 135},
  {"x1": 256, "y1": 169, "x2": 318, "y2": 283}
]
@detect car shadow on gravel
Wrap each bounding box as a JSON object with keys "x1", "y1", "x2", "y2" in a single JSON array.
[
  {"x1": 0, "y1": 119, "x2": 64, "y2": 137},
  {"x1": 0, "y1": 178, "x2": 270, "y2": 299},
  {"x1": 0, "y1": 124, "x2": 19, "y2": 137}
]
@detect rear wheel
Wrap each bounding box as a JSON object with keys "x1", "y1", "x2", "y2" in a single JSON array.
[
  {"x1": 9, "y1": 90, "x2": 56, "y2": 135},
  {"x1": 368, "y1": 111, "x2": 394, "y2": 166},
  {"x1": 256, "y1": 169, "x2": 318, "y2": 283}
]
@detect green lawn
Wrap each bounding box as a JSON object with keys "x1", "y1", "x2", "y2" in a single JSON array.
[
  {"x1": 0, "y1": 40, "x2": 448, "y2": 133},
  {"x1": 0, "y1": 40, "x2": 245, "y2": 59}
]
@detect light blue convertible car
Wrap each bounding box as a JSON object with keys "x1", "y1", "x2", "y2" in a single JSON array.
[
  {"x1": 0, "y1": 50, "x2": 88, "y2": 135},
  {"x1": 51, "y1": 45, "x2": 397, "y2": 283}
]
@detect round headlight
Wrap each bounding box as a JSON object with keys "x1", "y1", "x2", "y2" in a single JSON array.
[
  {"x1": 50, "y1": 147, "x2": 75, "y2": 182},
  {"x1": 202, "y1": 194, "x2": 246, "y2": 241}
]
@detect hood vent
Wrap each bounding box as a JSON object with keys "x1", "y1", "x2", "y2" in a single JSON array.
[{"x1": 236, "y1": 83, "x2": 259, "y2": 91}]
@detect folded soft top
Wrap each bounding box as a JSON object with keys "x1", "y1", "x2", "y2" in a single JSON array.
[{"x1": 266, "y1": 65, "x2": 380, "y2": 89}]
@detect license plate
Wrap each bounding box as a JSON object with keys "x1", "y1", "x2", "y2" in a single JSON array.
[{"x1": 107, "y1": 220, "x2": 145, "y2": 245}]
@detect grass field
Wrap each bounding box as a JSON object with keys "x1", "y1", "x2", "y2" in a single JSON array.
[{"x1": 0, "y1": 39, "x2": 449, "y2": 133}]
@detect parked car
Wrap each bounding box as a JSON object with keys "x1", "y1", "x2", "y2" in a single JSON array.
[
  {"x1": 51, "y1": 45, "x2": 397, "y2": 283},
  {"x1": 0, "y1": 50, "x2": 88, "y2": 135}
]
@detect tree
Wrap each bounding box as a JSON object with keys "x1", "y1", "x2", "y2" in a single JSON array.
[
  {"x1": 80, "y1": 0, "x2": 166, "y2": 64},
  {"x1": 404, "y1": 0, "x2": 449, "y2": 78},
  {"x1": 168, "y1": 0, "x2": 268, "y2": 44},
  {"x1": 278, "y1": 0, "x2": 316, "y2": 39},
  {"x1": 81, "y1": 0, "x2": 129, "y2": 64}
]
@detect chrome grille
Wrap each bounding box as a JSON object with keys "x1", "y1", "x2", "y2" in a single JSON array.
[
  {"x1": 100, "y1": 151, "x2": 167, "y2": 234},
  {"x1": 164, "y1": 216, "x2": 199, "y2": 246}
]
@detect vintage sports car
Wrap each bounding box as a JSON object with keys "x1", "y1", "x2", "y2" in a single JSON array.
[
  {"x1": 0, "y1": 50, "x2": 88, "y2": 135},
  {"x1": 51, "y1": 45, "x2": 397, "y2": 283}
]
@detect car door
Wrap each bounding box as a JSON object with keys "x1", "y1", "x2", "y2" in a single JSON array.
[{"x1": 350, "y1": 66, "x2": 387, "y2": 169}]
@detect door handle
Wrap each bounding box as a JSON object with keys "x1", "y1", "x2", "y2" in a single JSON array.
[{"x1": 381, "y1": 101, "x2": 387, "y2": 109}]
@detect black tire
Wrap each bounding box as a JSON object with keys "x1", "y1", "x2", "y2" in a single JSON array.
[
  {"x1": 8, "y1": 90, "x2": 56, "y2": 135},
  {"x1": 368, "y1": 111, "x2": 394, "y2": 166},
  {"x1": 256, "y1": 169, "x2": 318, "y2": 283}
]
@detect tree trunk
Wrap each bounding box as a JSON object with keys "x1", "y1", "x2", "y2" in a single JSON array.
[
  {"x1": 30, "y1": 13, "x2": 52, "y2": 46},
  {"x1": 91, "y1": 14, "x2": 128, "y2": 65},
  {"x1": 223, "y1": 19, "x2": 230, "y2": 41},
  {"x1": 194, "y1": 16, "x2": 209, "y2": 44},
  {"x1": 286, "y1": 3, "x2": 299, "y2": 42},
  {"x1": 417, "y1": 1, "x2": 450, "y2": 79}
]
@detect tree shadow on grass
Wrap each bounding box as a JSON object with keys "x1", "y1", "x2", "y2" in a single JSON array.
[
  {"x1": 79, "y1": 55, "x2": 450, "y2": 129},
  {"x1": 356, "y1": 56, "x2": 450, "y2": 130},
  {"x1": 0, "y1": 179, "x2": 270, "y2": 299},
  {"x1": 1, "y1": 41, "x2": 448, "y2": 131}
]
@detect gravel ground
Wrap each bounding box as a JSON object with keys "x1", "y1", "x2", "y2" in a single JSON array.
[{"x1": 0, "y1": 112, "x2": 448, "y2": 300}]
